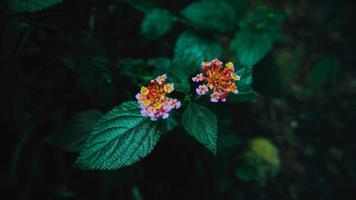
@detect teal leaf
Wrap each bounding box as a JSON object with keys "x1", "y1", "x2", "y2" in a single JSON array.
[
  {"x1": 233, "y1": 30, "x2": 273, "y2": 66},
  {"x1": 308, "y1": 56, "x2": 340, "y2": 87},
  {"x1": 6, "y1": 0, "x2": 63, "y2": 12},
  {"x1": 151, "y1": 57, "x2": 191, "y2": 94},
  {"x1": 174, "y1": 31, "x2": 223, "y2": 71},
  {"x1": 76, "y1": 101, "x2": 161, "y2": 170},
  {"x1": 48, "y1": 110, "x2": 103, "y2": 153},
  {"x1": 140, "y1": 8, "x2": 175, "y2": 40},
  {"x1": 182, "y1": 102, "x2": 218, "y2": 154},
  {"x1": 225, "y1": 0, "x2": 248, "y2": 23},
  {"x1": 229, "y1": 66, "x2": 258, "y2": 102},
  {"x1": 181, "y1": 0, "x2": 235, "y2": 32},
  {"x1": 239, "y1": 6, "x2": 286, "y2": 32}
]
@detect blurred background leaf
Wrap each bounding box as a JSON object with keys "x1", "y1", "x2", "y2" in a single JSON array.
[
  {"x1": 6, "y1": 0, "x2": 64, "y2": 12},
  {"x1": 181, "y1": 0, "x2": 236, "y2": 33},
  {"x1": 232, "y1": 30, "x2": 272, "y2": 67},
  {"x1": 140, "y1": 8, "x2": 175, "y2": 41},
  {"x1": 174, "y1": 31, "x2": 223, "y2": 70}
]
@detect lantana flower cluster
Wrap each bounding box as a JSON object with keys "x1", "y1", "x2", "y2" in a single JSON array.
[
  {"x1": 192, "y1": 59, "x2": 240, "y2": 102},
  {"x1": 136, "y1": 74, "x2": 181, "y2": 121}
]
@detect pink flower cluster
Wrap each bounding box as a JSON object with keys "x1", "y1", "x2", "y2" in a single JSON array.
[
  {"x1": 192, "y1": 59, "x2": 240, "y2": 102},
  {"x1": 136, "y1": 74, "x2": 181, "y2": 121}
]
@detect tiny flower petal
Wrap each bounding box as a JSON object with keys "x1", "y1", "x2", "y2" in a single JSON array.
[
  {"x1": 135, "y1": 93, "x2": 141, "y2": 100},
  {"x1": 210, "y1": 92, "x2": 220, "y2": 103},
  {"x1": 153, "y1": 102, "x2": 162, "y2": 109},
  {"x1": 192, "y1": 73, "x2": 205, "y2": 82},
  {"x1": 211, "y1": 58, "x2": 223, "y2": 68},
  {"x1": 230, "y1": 72, "x2": 239, "y2": 81},
  {"x1": 141, "y1": 109, "x2": 148, "y2": 116},
  {"x1": 169, "y1": 98, "x2": 181, "y2": 109},
  {"x1": 163, "y1": 83, "x2": 174, "y2": 93},
  {"x1": 201, "y1": 61, "x2": 212, "y2": 68},
  {"x1": 155, "y1": 74, "x2": 167, "y2": 84},
  {"x1": 162, "y1": 113, "x2": 169, "y2": 119},
  {"x1": 196, "y1": 84, "x2": 209, "y2": 95},
  {"x1": 175, "y1": 101, "x2": 181, "y2": 109},
  {"x1": 236, "y1": 75, "x2": 241, "y2": 81}
]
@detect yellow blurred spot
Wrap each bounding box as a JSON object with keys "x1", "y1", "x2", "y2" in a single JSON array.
[
  {"x1": 140, "y1": 87, "x2": 149, "y2": 95},
  {"x1": 225, "y1": 62, "x2": 234, "y2": 69},
  {"x1": 153, "y1": 102, "x2": 162, "y2": 109},
  {"x1": 250, "y1": 138, "x2": 280, "y2": 166}
]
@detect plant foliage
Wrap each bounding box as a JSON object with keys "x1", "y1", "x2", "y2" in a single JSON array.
[
  {"x1": 6, "y1": 0, "x2": 63, "y2": 12},
  {"x1": 76, "y1": 101, "x2": 161, "y2": 170},
  {"x1": 182, "y1": 102, "x2": 218, "y2": 154}
]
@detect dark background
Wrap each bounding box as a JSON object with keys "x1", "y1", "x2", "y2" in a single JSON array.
[{"x1": 1, "y1": 0, "x2": 355, "y2": 199}]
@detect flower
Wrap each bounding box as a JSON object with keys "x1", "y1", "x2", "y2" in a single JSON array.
[
  {"x1": 210, "y1": 91, "x2": 220, "y2": 102},
  {"x1": 163, "y1": 83, "x2": 174, "y2": 93},
  {"x1": 192, "y1": 58, "x2": 240, "y2": 102},
  {"x1": 136, "y1": 74, "x2": 181, "y2": 120},
  {"x1": 155, "y1": 74, "x2": 167, "y2": 84},
  {"x1": 192, "y1": 73, "x2": 205, "y2": 82},
  {"x1": 196, "y1": 84, "x2": 209, "y2": 95}
]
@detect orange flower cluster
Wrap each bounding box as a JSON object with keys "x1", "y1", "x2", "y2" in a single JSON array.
[
  {"x1": 192, "y1": 59, "x2": 240, "y2": 102},
  {"x1": 136, "y1": 74, "x2": 181, "y2": 120}
]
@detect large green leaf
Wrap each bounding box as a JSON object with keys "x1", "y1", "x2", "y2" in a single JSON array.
[
  {"x1": 182, "y1": 102, "x2": 218, "y2": 154},
  {"x1": 181, "y1": 0, "x2": 235, "y2": 32},
  {"x1": 76, "y1": 101, "x2": 161, "y2": 170},
  {"x1": 233, "y1": 30, "x2": 272, "y2": 66},
  {"x1": 174, "y1": 31, "x2": 222, "y2": 71},
  {"x1": 6, "y1": 0, "x2": 63, "y2": 12},
  {"x1": 229, "y1": 66, "x2": 258, "y2": 102},
  {"x1": 140, "y1": 8, "x2": 174, "y2": 40},
  {"x1": 47, "y1": 110, "x2": 103, "y2": 153}
]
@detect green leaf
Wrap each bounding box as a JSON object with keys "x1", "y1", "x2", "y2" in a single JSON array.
[
  {"x1": 6, "y1": 0, "x2": 63, "y2": 12},
  {"x1": 181, "y1": 0, "x2": 235, "y2": 32},
  {"x1": 233, "y1": 30, "x2": 272, "y2": 66},
  {"x1": 150, "y1": 57, "x2": 191, "y2": 94},
  {"x1": 140, "y1": 8, "x2": 175, "y2": 40},
  {"x1": 174, "y1": 31, "x2": 223, "y2": 71},
  {"x1": 308, "y1": 56, "x2": 340, "y2": 87},
  {"x1": 47, "y1": 110, "x2": 103, "y2": 153},
  {"x1": 229, "y1": 66, "x2": 258, "y2": 102},
  {"x1": 182, "y1": 102, "x2": 218, "y2": 154},
  {"x1": 76, "y1": 101, "x2": 161, "y2": 170},
  {"x1": 225, "y1": 0, "x2": 248, "y2": 23},
  {"x1": 239, "y1": 6, "x2": 286, "y2": 31}
]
